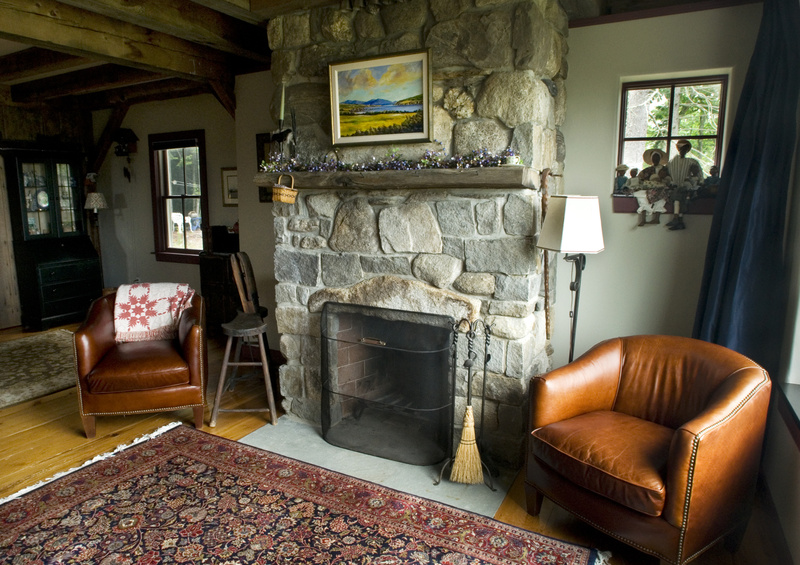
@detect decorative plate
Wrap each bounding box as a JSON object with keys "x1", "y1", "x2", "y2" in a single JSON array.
[{"x1": 36, "y1": 189, "x2": 49, "y2": 209}]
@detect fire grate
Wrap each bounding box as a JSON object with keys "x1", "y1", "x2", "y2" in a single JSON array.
[{"x1": 321, "y1": 302, "x2": 455, "y2": 466}]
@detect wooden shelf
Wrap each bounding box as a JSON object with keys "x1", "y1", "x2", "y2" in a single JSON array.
[{"x1": 253, "y1": 166, "x2": 539, "y2": 191}]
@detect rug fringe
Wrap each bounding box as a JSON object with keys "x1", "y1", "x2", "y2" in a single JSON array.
[
  {"x1": 0, "y1": 421, "x2": 183, "y2": 507},
  {"x1": 593, "y1": 550, "x2": 613, "y2": 564}
]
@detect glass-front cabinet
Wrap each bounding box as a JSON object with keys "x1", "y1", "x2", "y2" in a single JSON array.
[
  {"x1": 2, "y1": 147, "x2": 101, "y2": 330},
  {"x1": 17, "y1": 155, "x2": 83, "y2": 240}
]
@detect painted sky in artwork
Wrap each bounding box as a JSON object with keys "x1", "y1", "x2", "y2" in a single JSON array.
[{"x1": 337, "y1": 61, "x2": 422, "y2": 102}]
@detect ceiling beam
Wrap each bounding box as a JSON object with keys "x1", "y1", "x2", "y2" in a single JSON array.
[
  {"x1": 0, "y1": 0, "x2": 234, "y2": 83},
  {"x1": 249, "y1": 0, "x2": 340, "y2": 18},
  {"x1": 66, "y1": 78, "x2": 213, "y2": 110},
  {"x1": 10, "y1": 65, "x2": 168, "y2": 103},
  {"x1": 55, "y1": 0, "x2": 270, "y2": 62},
  {"x1": 0, "y1": 47, "x2": 97, "y2": 84}
]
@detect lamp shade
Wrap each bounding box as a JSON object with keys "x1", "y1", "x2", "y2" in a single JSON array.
[
  {"x1": 85, "y1": 192, "x2": 109, "y2": 213},
  {"x1": 537, "y1": 195, "x2": 604, "y2": 253}
]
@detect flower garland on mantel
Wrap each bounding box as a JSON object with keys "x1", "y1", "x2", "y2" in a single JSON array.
[{"x1": 259, "y1": 147, "x2": 520, "y2": 174}]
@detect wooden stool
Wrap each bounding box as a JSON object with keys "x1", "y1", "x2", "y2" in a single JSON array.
[{"x1": 209, "y1": 311, "x2": 277, "y2": 427}]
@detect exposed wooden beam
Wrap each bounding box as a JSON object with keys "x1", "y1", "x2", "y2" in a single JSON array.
[
  {"x1": 249, "y1": 0, "x2": 339, "y2": 18},
  {"x1": 0, "y1": 0, "x2": 234, "y2": 83},
  {"x1": 0, "y1": 47, "x2": 96, "y2": 84},
  {"x1": 90, "y1": 104, "x2": 129, "y2": 174},
  {"x1": 55, "y1": 0, "x2": 270, "y2": 63},
  {"x1": 10, "y1": 65, "x2": 167, "y2": 103},
  {"x1": 210, "y1": 79, "x2": 236, "y2": 119},
  {"x1": 67, "y1": 78, "x2": 213, "y2": 110},
  {"x1": 190, "y1": 0, "x2": 263, "y2": 24}
]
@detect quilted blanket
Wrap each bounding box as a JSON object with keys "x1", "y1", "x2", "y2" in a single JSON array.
[{"x1": 114, "y1": 282, "x2": 195, "y2": 342}]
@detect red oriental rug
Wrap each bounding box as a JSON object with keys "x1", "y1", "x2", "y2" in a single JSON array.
[{"x1": 0, "y1": 425, "x2": 604, "y2": 564}]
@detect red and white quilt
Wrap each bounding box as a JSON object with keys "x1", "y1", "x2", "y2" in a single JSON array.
[{"x1": 114, "y1": 283, "x2": 195, "y2": 343}]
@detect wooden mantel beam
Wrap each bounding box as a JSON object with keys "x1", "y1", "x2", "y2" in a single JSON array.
[
  {"x1": 55, "y1": 0, "x2": 270, "y2": 63},
  {"x1": 0, "y1": 0, "x2": 233, "y2": 83}
]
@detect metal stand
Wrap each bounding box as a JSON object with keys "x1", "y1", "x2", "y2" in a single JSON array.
[
  {"x1": 434, "y1": 319, "x2": 495, "y2": 491},
  {"x1": 564, "y1": 253, "x2": 586, "y2": 363}
]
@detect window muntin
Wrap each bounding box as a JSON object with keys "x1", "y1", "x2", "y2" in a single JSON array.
[
  {"x1": 150, "y1": 131, "x2": 208, "y2": 263},
  {"x1": 619, "y1": 76, "x2": 727, "y2": 175}
]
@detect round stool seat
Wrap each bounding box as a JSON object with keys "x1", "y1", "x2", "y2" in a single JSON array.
[{"x1": 222, "y1": 312, "x2": 269, "y2": 337}]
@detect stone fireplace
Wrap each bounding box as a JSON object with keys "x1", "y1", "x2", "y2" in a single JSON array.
[{"x1": 257, "y1": 0, "x2": 568, "y2": 467}]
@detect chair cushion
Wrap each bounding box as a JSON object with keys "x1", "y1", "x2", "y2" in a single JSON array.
[
  {"x1": 86, "y1": 340, "x2": 190, "y2": 393},
  {"x1": 530, "y1": 410, "x2": 674, "y2": 517}
]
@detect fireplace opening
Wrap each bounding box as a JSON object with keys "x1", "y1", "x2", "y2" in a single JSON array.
[{"x1": 321, "y1": 302, "x2": 455, "y2": 466}]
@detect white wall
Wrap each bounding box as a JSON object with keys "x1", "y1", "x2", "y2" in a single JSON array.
[
  {"x1": 234, "y1": 70, "x2": 280, "y2": 348},
  {"x1": 95, "y1": 94, "x2": 237, "y2": 291},
  {"x1": 556, "y1": 3, "x2": 763, "y2": 368}
]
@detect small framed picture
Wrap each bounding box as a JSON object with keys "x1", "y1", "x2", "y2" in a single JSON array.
[
  {"x1": 329, "y1": 49, "x2": 432, "y2": 147},
  {"x1": 221, "y1": 168, "x2": 238, "y2": 206}
]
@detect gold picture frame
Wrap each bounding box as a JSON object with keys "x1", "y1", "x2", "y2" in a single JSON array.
[
  {"x1": 221, "y1": 167, "x2": 238, "y2": 206},
  {"x1": 329, "y1": 50, "x2": 432, "y2": 147}
]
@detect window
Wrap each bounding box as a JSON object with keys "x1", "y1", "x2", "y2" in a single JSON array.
[
  {"x1": 149, "y1": 130, "x2": 209, "y2": 263},
  {"x1": 618, "y1": 75, "x2": 728, "y2": 174}
]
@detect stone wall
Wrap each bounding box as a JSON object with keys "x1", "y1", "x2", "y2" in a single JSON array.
[{"x1": 266, "y1": 0, "x2": 568, "y2": 467}]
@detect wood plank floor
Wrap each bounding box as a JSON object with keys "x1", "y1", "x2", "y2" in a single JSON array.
[{"x1": 0, "y1": 325, "x2": 789, "y2": 565}]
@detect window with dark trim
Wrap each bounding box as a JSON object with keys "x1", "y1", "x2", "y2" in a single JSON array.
[
  {"x1": 149, "y1": 130, "x2": 209, "y2": 264},
  {"x1": 618, "y1": 75, "x2": 728, "y2": 174}
]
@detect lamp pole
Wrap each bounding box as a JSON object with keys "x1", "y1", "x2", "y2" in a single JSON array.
[{"x1": 564, "y1": 253, "x2": 586, "y2": 363}]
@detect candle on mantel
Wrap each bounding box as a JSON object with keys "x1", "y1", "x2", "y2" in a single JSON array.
[{"x1": 279, "y1": 83, "x2": 285, "y2": 122}]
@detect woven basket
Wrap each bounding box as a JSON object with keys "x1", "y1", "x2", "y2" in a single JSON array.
[{"x1": 272, "y1": 174, "x2": 297, "y2": 203}]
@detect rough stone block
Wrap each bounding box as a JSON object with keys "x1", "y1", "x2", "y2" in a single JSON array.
[
  {"x1": 426, "y1": 12, "x2": 513, "y2": 70},
  {"x1": 322, "y1": 253, "x2": 364, "y2": 287},
  {"x1": 301, "y1": 336, "x2": 321, "y2": 369},
  {"x1": 453, "y1": 118, "x2": 511, "y2": 156},
  {"x1": 436, "y1": 200, "x2": 475, "y2": 237},
  {"x1": 330, "y1": 197, "x2": 380, "y2": 253},
  {"x1": 379, "y1": 201, "x2": 442, "y2": 253},
  {"x1": 465, "y1": 238, "x2": 536, "y2": 275},
  {"x1": 279, "y1": 364, "x2": 304, "y2": 399},
  {"x1": 442, "y1": 237, "x2": 465, "y2": 261},
  {"x1": 381, "y1": 32, "x2": 423, "y2": 53},
  {"x1": 477, "y1": 71, "x2": 554, "y2": 128},
  {"x1": 288, "y1": 218, "x2": 319, "y2": 232},
  {"x1": 275, "y1": 248, "x2": 320, "y2": 286},
  {"x1": 299, "y1": 43, "x2": 356, "y2": 78},
  {"x1": 430, "y1": 0, "x2": 470, "y2": 21},
  {"x1": 494, "y1": 274, "x2": 535, "y2": 301},
  {"x1": 444, "y1": 87, "x2": 474, "y2": 119},
  {"x1": 360, "y1": 255, "x2": 412, "y2": 275},
  {"x1": 275, "y1": 305, "x2": 314, "y2": 336},
  {"x1": 453, "y1": 272, "x2": 496, "y2": 295},
  {"x1": 381, "y1": 0, "x2": 428, "y2": 35},
  {"x1": 279, "y1": 334, "x2": 302, "y2": 362},
  {"x1": 282, "y1": 12, "x2": 312, "y2": 49},
  {"x1": 503, "y1": 193, "x2": 535, "y2": 236},
  {"x1": 275, "y1": 283, "x2": 298, "y2": 305},
  {"x1": 411, "y1": 253, "x2": 462, "y2": 289},
  {"x1": 489, "y1": 300, "x2": 534, "y2": 318},
  {"x1": 486, "y1": 313, "x2": 535, "y2": 340},
  {"x1": 475, "y1": 199, "x2": 500, "y2": 235},
  {"x1": 485, "y1": 371, "x2": 525, "y2": 404},
  {"x1": 354, "y1": 10, "x2": 384, "y2": 39},
  {"x1": 295, "y1": 235, "x2": 327, "y2": 249},
  {"x1": 506, "y1": 334, "x2": 535, "y2": 379},
  {"x1": 512, "y1": 4, "x2": 562, "y2": 78},
  {"x1": 321, "y1": 8, "x2": 354, "y2": 42},
  {"x1": 307, "y1": 193, "x2": 341, "y2": 218}
]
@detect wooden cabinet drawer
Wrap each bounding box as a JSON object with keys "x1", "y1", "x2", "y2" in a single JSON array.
[{"x1": 39, "y1": 260, "x2": 100, "y2": 284}]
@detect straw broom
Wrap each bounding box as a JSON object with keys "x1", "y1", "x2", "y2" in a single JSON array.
[
  {"x1": 450, "y1": 327, "x2": 484, "y2": 484},
  {"x1": 450, "y1": 405, "x2": 483, "y2": 484}
]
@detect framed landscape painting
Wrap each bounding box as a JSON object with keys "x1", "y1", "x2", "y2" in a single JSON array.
[{"x1": 329, "y1": 50, "x2": 432, "y2": 146}]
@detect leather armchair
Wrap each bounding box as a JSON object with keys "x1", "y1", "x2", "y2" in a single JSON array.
[
  {"x1": 74, "y1": 292, "x2": 207, "y2": 438},
  {"x1": 525, "y1": 335, "x2": 771, "y2": 565}
]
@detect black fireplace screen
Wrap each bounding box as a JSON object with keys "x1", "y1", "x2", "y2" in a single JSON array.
[{"x1": 321, "y1": 302, "x2": 455, "y2": 466}]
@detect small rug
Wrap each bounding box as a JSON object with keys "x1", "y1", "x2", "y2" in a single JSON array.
[
  {"x1": 0, "y1": 425, "x2": 604, "y2": 564},
  {"x1": 0, "y1": 329, "x2": 74, "y2": 409}
]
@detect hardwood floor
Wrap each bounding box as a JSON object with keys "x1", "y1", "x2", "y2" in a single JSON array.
[{"x1": 0, "y1": 325, "x2": 789, "y2": 565}]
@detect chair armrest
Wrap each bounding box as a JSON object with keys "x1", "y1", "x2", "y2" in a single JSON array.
[
  {"x1": 178, "y1": 294, "x2": 206, "y2": 389},
  {"x1": 663, "y1": 369, "x2": 771, "y2": 529},
  {"x1": 74, "y1": 295, "x2": 116, "y2": 380},
  {"x1": 529, "y1": 337, "x2": 623, "y2": 429}
]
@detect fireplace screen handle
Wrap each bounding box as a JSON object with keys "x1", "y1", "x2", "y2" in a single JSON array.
[{"x1": 359, "y1": 337, "x2": 386, "y2": 346}]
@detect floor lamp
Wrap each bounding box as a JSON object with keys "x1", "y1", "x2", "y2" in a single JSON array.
[{"x1": 537, "y1": 195, "x2": 605, "y2": 363}]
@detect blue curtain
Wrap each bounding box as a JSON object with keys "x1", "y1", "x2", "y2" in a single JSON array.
[{"x1": 693, "y1": 0, "x2": 800, "y2": 376}]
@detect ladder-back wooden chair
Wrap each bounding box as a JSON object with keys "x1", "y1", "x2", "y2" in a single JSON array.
[{"x1": 209, "y1": 252, "x2": 278, "y2": 427}]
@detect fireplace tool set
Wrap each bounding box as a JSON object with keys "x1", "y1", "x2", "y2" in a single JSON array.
[{"x1": 436, "y1": 319, "x2": 496, "y2": 490}]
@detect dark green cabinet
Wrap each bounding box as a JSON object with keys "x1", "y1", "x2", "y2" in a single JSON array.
[{"x1": 2, "y1": 147, "x2": 102, "y2": 330}]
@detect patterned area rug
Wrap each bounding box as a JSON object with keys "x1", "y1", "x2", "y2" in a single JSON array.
[
  {"x1": 0, "y1": 329, "x2": 74, "y2": 409},
  {"x1": 0, "y1": 425, "x2": 603, "y2": 564}
]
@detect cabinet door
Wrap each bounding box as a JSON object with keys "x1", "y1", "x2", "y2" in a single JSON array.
[
  {"x1": 17, "y1": 156, "x2": 82, "y2": 240},
  {"x1": 20, "y1": 160, "x2": 53, "y2": 238}
]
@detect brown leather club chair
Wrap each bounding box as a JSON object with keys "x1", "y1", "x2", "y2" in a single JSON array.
[
  {"x1": 74, "y1": 292, "x2": 207, "y2": 438},
  {"x1": 525, "y1": 335, "x2": 771, "y2": 565}
]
